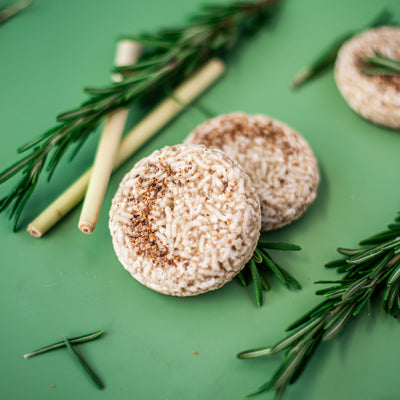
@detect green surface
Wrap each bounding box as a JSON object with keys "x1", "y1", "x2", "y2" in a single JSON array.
[{"x1": 1, "y1": 0, "x2": 400, "y2": 399}]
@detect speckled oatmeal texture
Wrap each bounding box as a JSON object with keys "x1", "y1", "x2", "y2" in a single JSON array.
[
  {"x1": 185, "y1": 113, "x2": 319, "y2": 231},
  {"x1": 335, "y1": 26, "x2": 400, "y2": 128},
  {"x1": 109, "y1": 144, "x2": 261, "y2": 296}
]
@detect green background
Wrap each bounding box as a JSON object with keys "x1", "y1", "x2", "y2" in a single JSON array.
[{"x1": 1, "y1": 0, "x2": 400, "y2": 399}]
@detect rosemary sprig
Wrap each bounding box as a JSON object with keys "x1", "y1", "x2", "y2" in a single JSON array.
[
  {"x1": 237, "y1": 211, "x2": 400, "y2": 399},
  {"x1": 0, "y1": 0, "x2": 33, "y2": 25},
  {"x1": 238, "y1": 241, "x2": 302, "y2": 307},
  {"x1": 359, "y1": 50, "x2": 400, "y2": 76},
  {"x1": 23, "y1": 329, "x2": 104, "y2": 359},
  {"x1": 62, "y1": 336, "x2": 104, "y2": 390},
  {"x1": 0, "y1": 0, "x2": 281, "y2": 231},
  {"x1": 290, "y1": 9, "x2": 396, "y2": 89}
]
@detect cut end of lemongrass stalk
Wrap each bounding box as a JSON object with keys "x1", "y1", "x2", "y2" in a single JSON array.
[
  {"x1": 291, "y1": 68, "x2": 312, "y2": 89},
  {"x1": 23, "y1": 352, "x2": 33, "y2": 359},
  {"x1": 236, "y1": 347, "x2": 272, "y2": 359},
  {"x1": 78, "y1": 221, "x2": 95, "y2": 234},
  {"x1": 78, "y1": 41, "x2": 141, "y2": 235},
  {"x1": 27, "y1": 223, "x2": 42, "y2": 238},
  {"x1": 27, "y1": 170, "x2": 92, "y2": 238},
  {"x1": 112, "y1": 40, "x2": 143, "y2": 83}
]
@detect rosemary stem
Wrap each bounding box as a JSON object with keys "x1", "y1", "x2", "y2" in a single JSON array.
[
  {"x1": 27, "y1": 58, "x2": 225, "y2": 237},
  {"x1": 78, "y1": 40, "x2": 141, "y2": 234}
]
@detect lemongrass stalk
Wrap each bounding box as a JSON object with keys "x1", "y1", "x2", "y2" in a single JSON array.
[
  {"x1": 78, "y1": 40, "x2": 141, "y2": 234},
  {"x1": 27, "y1": 58, "x2": 225, "y2": 237}
]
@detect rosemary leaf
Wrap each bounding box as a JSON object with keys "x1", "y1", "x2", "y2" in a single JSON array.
[
  {"x1": 322, "y1": 305, "x2": 356, "y2": 342},
  {"x1": 368, "y1": 251, "x2": 394, "y2": 279},
  {"x1": 252, "y1": 248, "x2": 263, "y2": 263},
  {"x1": 237, "y1": 271, "x2": 248, "y2": 287},
  {"x1": 285, "y1": 299, "x2": 332, "y2": 332},
  {"x1": 117, "y1": 34, "x2": 173, "y2": 49},
  {"x1": 0, "y1": 152, "x2": 38, "y2": 185},
  {"x1": 249, "y1": 259, "x2": 264, "y2": 307},
  {"x1": 237, "y1": 346, "x2": 272, "y2": 359},
  {"x1": 23, "y1": 329, "x2": 104, "y2": 359},
  {"x1": 271, "y1": 317, "x2": 324, "y2": 354},
  {"x1": 352, "y1": 293, "x2": 372, "y2": 317},
  {"x1": 336, "y1": 247, "x2": 364, "y2": 256},
  {"x1": 270, "y1": 345, "x2": 309, "y2": 391},
  {"x1": 348, "y1": 237, "x2": 400, "y2": 264},
  {"x1": 342, "y1": 277, "x2": 369, "y2": 301},
  {"x1": 258, "y1": 241, "x2": 301, "y2": 251},
  {"x1": 324, "y1": 258, "x2": 348, "y2": 268},
  {"x1": 245, "y1": 381, "x2": 270, "y2": 398},
  {"x1": 387, "y1": 262, "x2": 400, "y2": 285},
  {"x1": 385, "y1": 279, "x2": 400, "y2": 311},
  {"x1": 258, "y1": 271, "x2": 270, "y2": 291},
  {"x1": 258, "y1": 250, "x2": 287, "y2": 286},
  {"x1": 238, "y1": 239, "x2": 302, "y2": 307},
  {"x1": 314, "y1": 285, "x2": 344, "y2": 296},
  {"x1": 62, "y1": 336, "x2": 104, "y2": 390},
  {"x1": 388, "y1": 223, "x2": 400, "y2": 231},
  {"x1": 277, "y1": 266, "x2": 302, "y2": 290},
  {"x1": 288, "y1": 332, "x2": 323, "y2": 385},
  {"x1": 359, "y1": 229, "x2": 399, "y2": 245}
]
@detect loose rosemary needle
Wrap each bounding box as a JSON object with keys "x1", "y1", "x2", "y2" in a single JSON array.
[
  {"x1": 0, "y1": 0, "x2": 281, "y2": 230},
  {"x1": 237, "y1": 211, "x2": 400, "y2": 399},
  {"x1": 290, "y1": 9, "x2": 396, "y2": 89},
  {"x1": 62, "y1": 335, "x2": 104, "y2": 390},
  {"x1": 238, "y1": 240, "x2": 301, "y2": 307},
  {"x1": 23, "y1": 329, "x2": 104, "y2": 359}
]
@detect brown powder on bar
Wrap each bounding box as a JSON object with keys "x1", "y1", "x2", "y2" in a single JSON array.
[
  {"x1": 126, "y1": 168, "x2": 184, "y2": 268},
  {"x1": 197, "y1": 115, "x2": 298, "y2": 160}
]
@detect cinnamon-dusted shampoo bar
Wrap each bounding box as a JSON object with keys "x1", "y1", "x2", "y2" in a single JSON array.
[
  {"x1": 109, "y1": 144, "x2": 261, "y2": 296},
  {"x1": 185, "y1": 113, "x2": 319, "y2": 231}
]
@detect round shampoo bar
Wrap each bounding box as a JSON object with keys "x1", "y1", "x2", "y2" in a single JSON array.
[
  {"x1": 335, "y1": 26, "x2": 400, "y2": 128},
  {"x1": 109, "y1": 144, "x2": 261, "y2": 296},
  {"x1": 185, "y1": 113, "x2": 319, "y2": 231}
]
